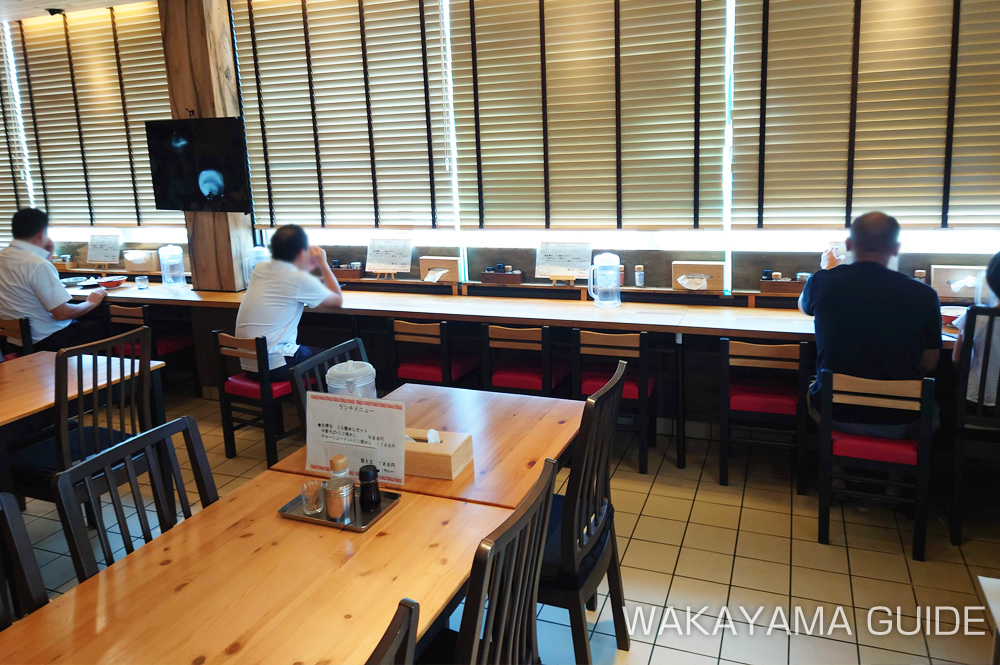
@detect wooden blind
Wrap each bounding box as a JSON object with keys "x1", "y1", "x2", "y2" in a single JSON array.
[
  {"x1": 850, "y1": 0, "x2": 953, "y2": 226},
  {"x1": 545, "y1": 0, "x2": 617, "y2": 229},
  {"x1": 762, "y1": 0, "x2": 854, "y2": 228},
  {"x1": 619, "y1": 0, "x2": 696, "y2": 229},
  {"x1": 113, "y1": 2, "x2": 182, "y2": 226},
  {"x1": 21, "y1": 15, "x2": 90, "y2": 226},
  {"x1": 0, "y1": 23, "x2": 27, "y2": 244},
  {"x1": 947, "y1": 0, "x2": 1000, "y2": 227},
  {"x1": 698, "y1": 0, "x2": 726, "y2": 229}
]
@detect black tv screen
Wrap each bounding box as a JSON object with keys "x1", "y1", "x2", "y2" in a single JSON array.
[{"x1": 146, "y1": 117, "x2": 251, "y2": 214}]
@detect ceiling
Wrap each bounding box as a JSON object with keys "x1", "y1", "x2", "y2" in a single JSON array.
[{"x1": 0, "y1": 0, "x2": 114, "y2": 22}]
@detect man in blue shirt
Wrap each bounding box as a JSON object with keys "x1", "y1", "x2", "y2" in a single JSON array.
[{"x1": 799, "y1": 212, "x2": 942, "y2": 437}]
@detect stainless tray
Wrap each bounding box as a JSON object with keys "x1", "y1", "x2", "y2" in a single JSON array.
[{"x1": 277, "y1": 489, "x2": 401, "y2": 532}]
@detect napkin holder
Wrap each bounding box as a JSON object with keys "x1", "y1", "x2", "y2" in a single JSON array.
[{"x1": 404, "y1": 427, "x2": 473, "y2": 480}]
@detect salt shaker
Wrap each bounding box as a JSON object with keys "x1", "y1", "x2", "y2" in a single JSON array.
[{"x1": 358, "y1": 465, "x2": 381, "y2": 512}]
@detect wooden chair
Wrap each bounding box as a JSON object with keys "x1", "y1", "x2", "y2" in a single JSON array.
[
  {"x1": 481, "y1": 324, "x2": 568, "y2": 397},
  {"x1": 0, "y1": 492, "x2": 48, "y2": 631},
  {"x1": 421, "y1": 458, "x2": 557, "y2": 665},
  {"x1": 365, "y1": 598, "x2": 419, "y2": 665},
  {"x1": 817, "y1": 370, "x2": 936, "y2": 560},
  {"x1": 0, "y1": 317, "x2": 32, "y2": 359},
  {"x1": 951, "y1": 306, "x2": 1000, "y2": 545},
  {"x1": 9, "y1": 328, "x2": 153, "y2": 507},
  {"x1": 389, "y1": 320, "x2": 478, "y2": 388},
  {"x1": 52, "y1": 416, "x2": 218, "y2": 582},
  {"x1": 719, "y1": 339, "x2": 811, "y2": 493},
  {"x1": 290, "y1": 337, "x2": 369, "y2": 428},
  {"x1": 108, "y1": 305, "x2": 194, "y2": 359},
  {"x1": 539, "y1": 361, "x2": 629, "y2": 665},
  {"x1": 214, "y1": 331, "x2": 298, "y2": 468},
  {"x1": 572, "y1": 329, "x2": 656, "y2": 473}
]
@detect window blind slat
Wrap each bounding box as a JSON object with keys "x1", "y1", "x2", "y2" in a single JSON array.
[{"x1": 698, "y1": 0, "x2": 726, "y2": 229}]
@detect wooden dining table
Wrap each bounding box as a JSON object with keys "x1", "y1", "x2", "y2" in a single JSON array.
[
  {"x1": 272, "y1": 383, "x2": 584, "y2": 509},
  {"x1": 0, "y1": 470, "x2": 511, "y2": 665}
]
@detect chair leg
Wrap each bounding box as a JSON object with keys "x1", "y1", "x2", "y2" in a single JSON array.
[
  {"x1": 262, "y1": 404, "x2": 279, "y2": 468},
  {"x1": 950, "y1": 438, "x2": 964, "y2": 547},
  {"x1": 606, "y1": 526, "x2": 631, "y2": 651},
  {"x1": 719, "y1": 423, "x2": 730, "y2": 486},
  {"x1": 586, "y1": 594, "x2": 597, "y2": 611},
  {"x1": 220, "y1": 395, "x2": 238, "y2": 459},
  {"x1": 274, "y1": 401, "x2": 286, "y2": 437},
  {"x1": 567, "y1": 596, "x2": 593, "y2": 665},
  {"x1": 818, "y1": 460, "x2": 831, "y2": 545},
  {"x1": 638, "y1": 402, "x2": 648, "y2": 475},
  {"x1": 796, "y1": 424, "x2": 810, "y2": 496},
  {"x1": 913, "y1": 463, "x2": 930, "y2": 562}
]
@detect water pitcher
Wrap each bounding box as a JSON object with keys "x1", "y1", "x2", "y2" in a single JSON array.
[{"x1": 588, "y1": 252, "x2": 622, "y2": 308}]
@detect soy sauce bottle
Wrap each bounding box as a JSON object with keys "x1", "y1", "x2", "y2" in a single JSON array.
[{"x1": 358, "y1": 465, "x2": 381, "y2": 512}]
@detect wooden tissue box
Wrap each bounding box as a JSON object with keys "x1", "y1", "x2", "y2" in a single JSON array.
[
  {"x1": 404, "y1": 427, "x2": 473, "y2": 480},
  {"x1": 671, "y1": 261, "x2": 726, "y2": 291},
  {"x1": 419, "y1": 256, "x2": 461, "y2": 283}
]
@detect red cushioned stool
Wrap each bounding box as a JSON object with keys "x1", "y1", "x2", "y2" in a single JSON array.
[
  {"x1": 482, "y1": 324, "x2": 568, "y2": 396},
  {"x1": 572, "y1": 329, "x2": 657, "y2": 474},
  {"x1": 110, "y1": 304, "x2": 196, "y2": 393},
  {"x1": 214, "y1": 331, "x2": 300, "y2": 468},
  {"x1": 719, "y1": 338, "x2": 811, "y2": 493},
  {"x1": 817, "y1": 370, "x2": 935, "y2": 561},
  {"x1": 389, "y1": 319, "x2": 479, "y2": 388}
]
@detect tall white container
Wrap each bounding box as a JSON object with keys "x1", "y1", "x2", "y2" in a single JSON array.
[
  {"x1": 325, "y1": 360, "x2": 378, "y2": 398},
  {"x1": 158, "y1": 245, "x2": 186, "y2": 289}
]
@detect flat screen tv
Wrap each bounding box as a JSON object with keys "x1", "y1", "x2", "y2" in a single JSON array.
[{"x1": 146, "y1": 117, "x2": 251, "y2": 214}]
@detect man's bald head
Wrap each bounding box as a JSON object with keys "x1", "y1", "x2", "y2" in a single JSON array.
[{"x1": 848, "y1": 212, "x2": 900, "y2": 260}]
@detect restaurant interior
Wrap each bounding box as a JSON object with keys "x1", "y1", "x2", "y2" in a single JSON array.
[{"x1": 0, "y1": 0, "x2": 996, "y2": 663}]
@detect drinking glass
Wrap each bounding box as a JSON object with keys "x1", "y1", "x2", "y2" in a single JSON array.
[
  {"x1": 59, "y1": 254, "x2": 71, "y2": 264},
  {"x1": 301, "y1": 479, "x2": 325, "y2": 515},
  {"x1": 135, "y1": 275, "x2": 149, "y2": 290}
]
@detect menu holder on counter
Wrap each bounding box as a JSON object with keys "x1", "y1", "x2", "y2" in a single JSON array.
[
  {"x1": 536, "y1": 242, "x2": 591, "y2": 279},
  {"x1": 87, "y1": 234, "x2": 121, "y2": 265},
  {"x1": 366, "y1": 238, "x2": 412, "y2": 275}
]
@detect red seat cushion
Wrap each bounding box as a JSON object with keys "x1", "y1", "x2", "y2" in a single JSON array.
[
  {"x1": 3, "y1": 352, "x2": 19, "y2": 361},
  {"x1": 831, "y1": 431, "x2": 919, "y2": 465},
  {"x1": 118, "y1": 334, "x2": 194, "y2": 358},
  {"x1": 224, "y1": 372, "x2": 293, "y2": 400},
  {"x1": 729, "y1": 383, "x2": 798, "y2": 416},
  {"x1": 492, "y1": 361, "x2": 570, "y2": 392},
  {"x1": 397, "y1": 355, "x2": 479, "y2": 384},
  {"x1": 580, "y1": 368, "x2": 654, "y2": 400}
]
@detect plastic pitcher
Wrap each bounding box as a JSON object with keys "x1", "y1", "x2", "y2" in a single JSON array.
[
  {"x1": 588, "y1": 253, "x2": 622, "y2": 308},
  {"x1": 158, "y1": 245, "x2": 186, "y2": 289},
  {"x1": 325, "y1": 360, "x2": 378, "y2": 398}
]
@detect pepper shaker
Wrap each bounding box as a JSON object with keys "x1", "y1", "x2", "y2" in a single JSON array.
[{"x1": 358, "y1": 464, "x2": 381, "y2": 512}]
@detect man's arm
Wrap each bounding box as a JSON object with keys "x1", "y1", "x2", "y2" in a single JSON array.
[
  {"x1": 306, "y1": 246, "x2": 343, "y2": 309},
  {"x1": 50, "y1": 288, "x2": 106, "y2": 321}
]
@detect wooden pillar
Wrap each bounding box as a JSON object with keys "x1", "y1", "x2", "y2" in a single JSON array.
[{"x1": 157, "y1": 0, "x2": 252, "y2": 292}]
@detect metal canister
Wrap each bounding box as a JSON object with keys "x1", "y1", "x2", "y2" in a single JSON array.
[{"x1": 324, "y1": 477, "x2": 354, "y2": 523}]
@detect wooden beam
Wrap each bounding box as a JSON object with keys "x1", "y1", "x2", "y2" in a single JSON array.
[{"x1": 157, "y1": 0, "x2": 251, "y2": 292}]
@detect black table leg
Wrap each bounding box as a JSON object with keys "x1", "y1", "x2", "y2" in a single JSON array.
[
  {"x1": 151, "y1": 368, "x2": 177, "y2": 528},
  {"x1": 675, "y1": 333, "x2": 686, "y2": 469}
]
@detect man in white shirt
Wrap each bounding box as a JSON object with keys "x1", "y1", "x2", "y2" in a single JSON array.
[
  {"x1": 0, "y1": 208, "x2": 106, "y2": 352},
  {"x1": 235, "y1": 224, "x2": 343, "y2": 382}
]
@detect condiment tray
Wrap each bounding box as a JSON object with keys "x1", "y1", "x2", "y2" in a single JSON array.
[{"x1": 277, "y1": 489, "x2": 401, "y2": 532}]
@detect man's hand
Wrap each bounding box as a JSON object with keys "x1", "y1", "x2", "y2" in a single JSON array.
[
  {"x1": 308, "y1": 245, "x2": 327, "y2": 270},
  {"x1": 43, "y1": 238, "x2": 55, "y2": 259},
  {"x1": 86, "y1": 287, "x2": 107, "y2": 305},
  {"x1": 820, "y1": 248, "x2": 844, "y2": 270}
]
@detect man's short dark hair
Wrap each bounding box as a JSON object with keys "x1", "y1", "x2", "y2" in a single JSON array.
[
  {"x1": 269, "y1": 224, "x2": 309, "y2": 262},
  {"x1": 849, "y1": 211, "x2": 900, "y2": 255},
  {"x1": 11, "y1": 208, "x2": 48, "y2": 240},
  {"x1": 987, "y1": 252, "x2": 1000, "y2": 298}
]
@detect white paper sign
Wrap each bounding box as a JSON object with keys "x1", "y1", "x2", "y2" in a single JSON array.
[
  {"x1": 87, "y1": 235, "x2": 120, "y2": 264},
  {"x1": 366, "y1": 238, "x2": 412, "y2": 273},
  {"x1": 535, "y1": 242, "x2": 592, "y2": 279},
  {"x1": 305, "y1": 392, "x2": 406, "y2": 485}
]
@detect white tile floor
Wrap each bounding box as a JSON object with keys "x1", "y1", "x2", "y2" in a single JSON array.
[{"x1": 20, "y1": 394, "x2": 1000, "y2": 665}]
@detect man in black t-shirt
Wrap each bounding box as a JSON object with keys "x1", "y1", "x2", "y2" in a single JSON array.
[{"x1": 799, "y1": 212, "x2": 942, "y2": 437}]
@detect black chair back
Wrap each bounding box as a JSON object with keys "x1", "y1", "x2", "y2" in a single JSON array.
[
  {"x1": 365, "y1": 598, "x2": 419, "y2": 665},
  {"x1": 290, "y1": 338, "x2": 369, "y2": 426},
  {"x1": 0, "y1": 317, "x2": 33, "y2": 356},
  {"x1": 53, "y1": 416, "x2": 219, "y2": 582},
  {"x1": 456, "y1": 459, "x2": 557, "y2": 665},
  {"x1": 55, "y1": 328, "x2": 153, "y2": 471},
  {"x1": 0, "y1": 493, "x2": 47, "y2": 630},
  {"x1": 560, "y1": 361, "x2": 625, "y2": 577},
  {"x1": 956, "y1": 306, "x2": 1000, "y2": 429}
]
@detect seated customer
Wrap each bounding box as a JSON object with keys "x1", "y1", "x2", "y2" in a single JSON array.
[
  {"x1": 952, "y1": 252, "x2": 1000, "y2": 409},
  {"x1": 235, "y1": 224, "x2": 343, "y2": 382},
  {"x1": 799, "y1": 211, "x2": 942, "y2": 437},
  {"x1": 0, "y1": 208, "x2": 106, "y2": 352}
]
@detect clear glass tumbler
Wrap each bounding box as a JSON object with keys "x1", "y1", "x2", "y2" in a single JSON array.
[
  {"x1": 135, "y1": 275, "x2": 149, "y2": 290},
  {"x1": 301, "y1": 479, "x2": 325, "y2": 515}
]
